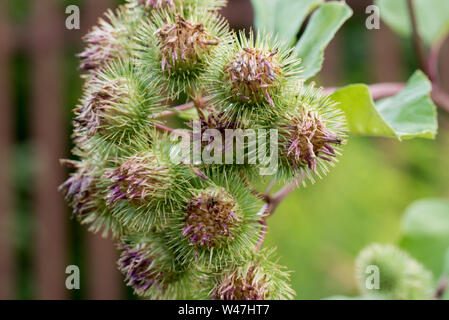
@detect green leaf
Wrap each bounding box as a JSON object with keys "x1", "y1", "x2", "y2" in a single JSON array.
[
  {"x1": 295, "y1": 1, "x2": 353, "y2": 80},
  {"x1": 331, "y1": 71, "x2": 438, "y2": 140},
  {"x1": 251, "y1": 0, "x2": 324, "y2": 45},
  {"x1": 330, "y1": 84, "x2": 396, "y2": 138},
  {"x1": 376, "y1": 0, "x2": 449, "y2": 45},
  {"x1": 399, "y1": 198, "x2": 449, "y2": 278}
]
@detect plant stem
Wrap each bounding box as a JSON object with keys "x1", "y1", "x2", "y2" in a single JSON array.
[
  {"x1": 152, "y1": 97, "x2": 211, "y2": 118},
  {"x1": 256, "y1": 177, "x2": 302, "y2": 250},
  {"x1": 407, "y1": 0, "x2": 429, "y2": 75},
  {"x1": 435, "y1": 276, "x2": 448, "y2": 299}
]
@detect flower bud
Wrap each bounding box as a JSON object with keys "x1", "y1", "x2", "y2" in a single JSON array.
[
  {"x1": 104, "y1": 153, "x2": 172, "y2": 204},
  {"x1": 135, "y1": 10, "x2": 230, "y2": 98},
  {"x1": 167, "y1": 174, "x2": 260, "y2": 268},
  {"x1": 276, "y1": 85, "x2": 346, "y2": 183},
  {"x1": 59, "y1": 160, "x2": 96, "y2": 218},
  {"x1": 182, "y1": 187, "x2": 240, "y2": 248},
  {"x1": 205, "y1": 31, "x2": 301, "y2": 124},
  {"x1": 78, "y1": 7, "x2": 133, "y2": 74},
  {"x1": 356, "y1": 244, "x2": 434, "y2": 299},
  {"x1": 209, "y1": 248, "x2": 295, "y2": 300},
  {"x1": 118, "y1": 236, "x2": 194, "y2": 299}
]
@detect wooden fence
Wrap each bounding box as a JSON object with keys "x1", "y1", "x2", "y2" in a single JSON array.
[{"x1": 0, "y1": 0, "x2": 447, "y2": 299}]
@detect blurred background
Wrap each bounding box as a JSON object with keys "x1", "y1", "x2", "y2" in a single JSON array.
[{"x1": 1, "y1": 0, "x2": 449, "y2": 299}]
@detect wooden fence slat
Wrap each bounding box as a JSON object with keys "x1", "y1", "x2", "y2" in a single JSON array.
[
  {"x1": 0, "y1": 1, "x2": 15, "y2": 300},
  {"x1": 84, "y1": 0, "x2": 123, "y2": 300},
  {"x1": 31, "y1": 0, "x2": 67, "y2": 299}
]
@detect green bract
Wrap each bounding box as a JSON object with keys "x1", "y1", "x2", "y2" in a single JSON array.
[
  {"x1": 205, "y1": 248, "x2": 295, "y2": 300},
  {"x1": 204, "y1": 31, "x2": 302, "y2": 126},
  {"x1": 274, "y1": 84, "x2": 347, "y2": 184},
  {"x1": 166, "y1": 172, "x2": 262, "y2": 268},
  {"x1": 135, "y1": 9, "x2": 230, "y2": 99}
]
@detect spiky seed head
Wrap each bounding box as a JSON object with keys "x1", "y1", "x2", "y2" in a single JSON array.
[
  {"x1": 137, "y1": 0, "x2": 175, "y2": 10},
  {"x1": 212, "y1": 266, "x2": 267, "y2": 300},
  {"x1": 166, "y1": 173, "x2": 261, "y2": 268},
  {"x1": 209, "y1": 248, "x2": 295, "y2": 300},
  {"x1": 224, "y1": 47, "x2": 281, "y2": 105},
  {"x1": 78, "y1": 8, "x2": 132, "y2": 74},
  {"x1": 59, "y1": 160, "x2": 96, "y2": 218},
  {"x1": 127, "y1": 0, "x2": 228, "y2": 12},
  {"x1": 135, "y1": 10, "x2": 230, "y2": 99},
  {"x1": 104, "y1": 153, "x2": 172, "y2": 204},
  {"x1": 117, "y1": 239, "x2": 177, "y2": 297},
  {"x1": 205, "y1": 31, "x2": 301, "y2": 125},
  {"x1": 356, "y1": 244, "x2": 434, "y2": 300},
  {"x1": 182, "y1": 187, "x2": 240, "y2": 248},
  {"x1": 282, "y1": 108, "x2": 343, "y2": 172},
  {"x1": 155, "y1": 15, "x2": 220, "y2": 73},
  {"x1": 275, "y1": 85, "x2": 346, "y2": 184},
  {"x1": 74, "y1": 79, "x2": 128, "y2": 138}
]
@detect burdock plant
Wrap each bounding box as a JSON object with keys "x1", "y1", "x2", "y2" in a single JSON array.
[{"x1": 61, "y1": 0, "x2": 352, "y2": 299}]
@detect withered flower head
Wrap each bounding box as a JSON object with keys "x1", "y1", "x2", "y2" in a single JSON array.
[
  {"x1": 74, "y1": 79, "x2": 127, "y2": 138},
  {"x1": 283, "y1": 108, "x2": 343, "y2": 172},
  {"x1": 138, "y1": 0, "x2": 175, "y2": 9},
  {"x1": 182, "y1": 187, "x2": 240, "y2": 248},
  {"x1": 78, "y1": 11, "x2": 127, "y2": 73},
  {"x1": 59, "y1": 160, "x2": 96, "y2": 218},
  {"x1": 105, "y1": 153, "x2": 172, "y2": 204},
  {"x1": 155, "y1": 15, "x2": 219, "y2": 72},
  {"x1": 212, "y1": 266, "x2": 267, "y2": 300},
  {"x1": 224, "y1": 47, "x2": 281, "y2": 105},
  {"x1": 118, "y1": 242, "x2": 169, "y2": 295}
]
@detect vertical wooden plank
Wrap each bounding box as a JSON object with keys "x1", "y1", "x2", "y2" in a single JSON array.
[
  {"x1": 30, "y1": 0, "x2": 67, "y2": 299},
  {"x1": 0, "y1": 1, "x2": 15, "y2": 300},
  {"x1": 83, "y1": 0, "x2": 123, "y2": 300}
]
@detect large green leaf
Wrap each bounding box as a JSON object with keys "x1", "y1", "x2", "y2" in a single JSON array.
[
  {"x1": 251, "y1": 0, "x2": 324, "y2": 45},
  {"x1": 399, "y1": 199, "x2": 449, "y2": 278},
  {"x1": 376, "y1": 0, "x2": 449, "y2": 45},
  {"x1": 295, "y1": 2, "x2": 353, "y2": 80},
  {"x1": 331, "y1": 71, "x2": 438, "y2": 140}
]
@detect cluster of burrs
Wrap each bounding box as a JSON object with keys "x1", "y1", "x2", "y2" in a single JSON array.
[{"x1": 60, "y1": 0, "x2": 347, "y2": 300}]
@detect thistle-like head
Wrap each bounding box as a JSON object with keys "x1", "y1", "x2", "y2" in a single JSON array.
[
  {"x1": 137, "y1": 0, "x2": 175, "y2": 10},
  {"x1": 205, "y1": 31, "x2": 301, "y2": 124},
  {"x1": 209, "y1": 248, "x2": 295, "y2": 300},
  {"x1": 135, "y1": 10, "x2": 229, "y2": 99},
  {"x1": 74, "y1": 79, "x2": 127, "y2": 138},
  {"x1": 212, "y1": 266, "x2": 267, "y2": 300},
  {"x1": 155, "y1": 15, "x2": 220, "y2": 73},
  {"x1": 282, "y1": 108, "x2": 343, "y2": 172},
  {"x1": 182, "y1": 187, "x2": 240, "y2": 248},
  {"x1": 276, "y1": 85, "x2": 346, "y2": 183},
  {"x1": 224, "y1": 47, "x2": 281, "y2": 105},
  {"x1": 104, "y1": 153, "x2": 172, "y2": 205},
  {"x1": 78, "y1": 8, "x2": 130, "y2": 74},
  {"x1": 59, "y1": 160, "x2": 96, "y2": 218}
]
